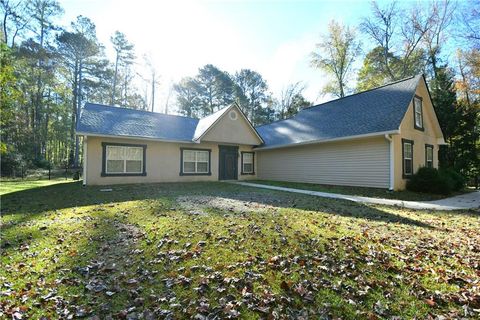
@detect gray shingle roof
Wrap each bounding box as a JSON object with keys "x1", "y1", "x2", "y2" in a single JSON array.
[
  {"x1": 77, "y1": 75, "x2": 423, "y2": 147},
  {"x1": 256, "y1": 75, "x2": 422, "y2": 149},
  {"x1": 77, "y1": 103, "x2": 199, "y2": 142}
]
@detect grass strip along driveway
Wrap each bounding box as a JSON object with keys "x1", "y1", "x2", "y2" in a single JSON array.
[
  {"x1": 1, "y1": 181, "x2": 479, "y2": 319},
  {"x1": 249, "y1": 180, "x2": 472, "y2": 202}
]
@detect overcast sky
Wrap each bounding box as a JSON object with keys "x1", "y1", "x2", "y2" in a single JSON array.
[{"x1": 57, "y1": 0, "x2": 422, "y2": 113}]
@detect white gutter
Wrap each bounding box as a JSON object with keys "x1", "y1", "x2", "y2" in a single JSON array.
[
  {"x1": 82, "y1": 136, "x2": 87, "y2": 186},
  {"x1": 384, "y1": 134, "x2": 394, "y2": 191},
  {"x1": 255, "y1": 130, "x2": 400, "y2": 151},
  {"x1": 76, "y1": 132, "x2": 195, "y2": 144},
  {"x1": 437, "y1": 138, "x2": 447, "y2": 145}
]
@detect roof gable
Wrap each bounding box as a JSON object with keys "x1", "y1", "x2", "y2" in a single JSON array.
[
  {"x1": 399, "y1": 76, "x2": 445, "y2": 141},
  {"x1": 193, "y1": 106, "x2": 231, "y2": 141},
  {"x1": 256, "y1": 75, "x2": 422, "y2": 149},
  {"x1": 199, "y1": 104, "x2": 263, "y2": 145}
]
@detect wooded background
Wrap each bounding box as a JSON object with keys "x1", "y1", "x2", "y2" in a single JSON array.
[{"x1": 1, "y1": 0, "x2": 478, "y2": 182}]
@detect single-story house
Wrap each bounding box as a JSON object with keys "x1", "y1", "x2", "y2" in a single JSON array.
[{"x1": 76, "y1": 74, "x2": 445, "y2": 190}]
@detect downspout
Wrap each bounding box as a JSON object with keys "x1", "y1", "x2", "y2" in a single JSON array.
[
  {"x1": 82, "y1": 136, "x2": 87, "y2": 187},
  {"x1": 384, "y1": 134, "x2": 394, "y2": 191}
]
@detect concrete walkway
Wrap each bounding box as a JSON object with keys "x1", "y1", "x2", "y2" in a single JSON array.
[{"x1": 231, "y1": 181, "x2": 480, "y2": 211}]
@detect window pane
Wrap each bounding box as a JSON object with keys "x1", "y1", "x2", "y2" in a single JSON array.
[
  {"x1": 426, "y1": 146, "x2": 433, "y2": 168},
  {"x1": 414, "y1": 98, "x2": 423, "y2": 127},
  {"x1": 107, "y1": 146, "x2": 124, "y2": 160},
  {"x1": 107, "y1": 160, "x2": 124, "y2": 173},
  {"x1": 182, "y1": 149, "x2": 209, "y2": 174},
  {"x1": 427, "y1": 147, "x2": 433, "y2": 161},
  {"x1": 404, "y1": 159, "x2": 412, "y2": 174},
  {"x1": 415, "y1": 114, "x2": 422, "y2": 127},
  {"x1": 404, "y1": 143, "x2": 412, "y2": 159},
  {"x1": 414, "y1": 99, "x2": 421, "y2": 112},
  {"x1": 126, "y1": 160, "x2": 142, "y2": 173},
  {"x1": 184, "y1": 162, "x2": 195, "y2": 173},
  {"x1": 197, "y1": 162, "x2": 208, "y2": 173},
  {"x1": 196, "y1": 151, "x2": 209, "y2": 162},
  {"x1": 183, "y1": 150, "x2": 195, "y2": 162},
  {"x1": 243, "y1": 153, "x2": 253, "y2": 164},
  {"x1": 243, "y1": 163, "x2": 253, "y2": 173},
  {"x1": 126, "y1": 147, "x2": 143, "y2": 160}
]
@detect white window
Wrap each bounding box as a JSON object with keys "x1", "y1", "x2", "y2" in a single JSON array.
[
  {"x1": 182, "y1": 149, "x2": 210, "y2": 174},
  {"x1": 242, "y1": 152, "x2": 254, "y2": 174},
  {"x1": 106, "y1": 145, "x2": 143, "y2": 174},
  {"x1": 403, "y1": 141, "x2": 413, "y2": 176},
  {"x1": 425, "y1": 145, "x2": 433, "y2": 168},
  {"x1": 414, "y1": 97, "x2": 423, "y2": 129}
]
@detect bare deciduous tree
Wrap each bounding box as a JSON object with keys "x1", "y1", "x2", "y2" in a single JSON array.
[
  {"x1": 360, "y1": 0, "x2": 437, "y2": 80},
  {"x1": 311, "y1": 20, "x2": 361, "y2": 98},
  {"x1": 1, "y1": 0, "x2": 30, "y2": 47},
  {"x1": 143, "y1": 54, "x2": 160, "y2": 112}
]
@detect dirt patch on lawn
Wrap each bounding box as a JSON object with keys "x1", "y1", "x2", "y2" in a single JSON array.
[{"x1": 176, "y1": 195, "x2": 279, "y2": 215}]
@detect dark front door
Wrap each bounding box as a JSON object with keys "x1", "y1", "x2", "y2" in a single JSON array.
[{"x1": 219, "y1": 145, "x2": 238, "y2": 180}]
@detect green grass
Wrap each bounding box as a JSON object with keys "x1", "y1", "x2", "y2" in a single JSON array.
[
  {"x1": 0, "y1": 178, "x2": 73, "y2": 195},
  {"x1": 1, "y1": 180, "x2": 479, "y2": 319},
  {"x1": 249, "y1": 179, "x2": 470, "y2": 201}
]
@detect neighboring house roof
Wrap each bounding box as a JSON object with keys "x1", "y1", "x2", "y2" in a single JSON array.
[{"x1": 256, "y1": 74, "x2": 423, "y2": 149}]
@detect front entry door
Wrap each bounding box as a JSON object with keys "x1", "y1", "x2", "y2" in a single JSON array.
[{"x1": 219, "y1": 145, "x2": 238, "y2": 180}]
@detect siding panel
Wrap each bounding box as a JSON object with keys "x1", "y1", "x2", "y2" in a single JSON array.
[{"x1": 257, "y1": 137, "x2": 389, "y2": 188}]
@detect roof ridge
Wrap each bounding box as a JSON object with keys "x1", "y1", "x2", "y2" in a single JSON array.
[
  {"x1": 305, "y1": 74, "x2": 420, "y2": 112},
  {"x1": 84, "y1": 102, "x2": 199, "y2": 121},
  {"x1": 255, "y1": 74, "x2": 421, "y2": 129}
]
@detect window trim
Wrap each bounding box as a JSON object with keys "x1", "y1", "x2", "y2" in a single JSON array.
[
  {"x1": 179, "y1": 148, "x2": 212, "y2": 176},
  {"x1": 425, "y1": 144, "x2": 434, "y2": 168},
  {"x1": 240, "y1": 151, "x2": 255, "y2": 175},
  {"x1": 101, "y1": 142, "x2": 147, "y2": 177},
  {"x1": 402, "y1": 139, "x2": 414, "y2": 179},
  {"x1": 413, "y1": 95, "x2": 424, "y2": 131}
]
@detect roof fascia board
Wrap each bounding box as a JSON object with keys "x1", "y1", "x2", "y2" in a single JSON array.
[
  {"x1": 254, "y1": 130, "x2": 400, "y2": 151},
  {"x1": 396, "y1": 75, "x2": 423, "y2": 134},
  {"x1": 76, "y1": 132, "x2": 195, "y2": 144},
  {"x1": 421, "y1": 74, "x2": 446, "y2": 141},
  {"x1": 233, "y1": 102, "x2": 265, "y2": 144}
]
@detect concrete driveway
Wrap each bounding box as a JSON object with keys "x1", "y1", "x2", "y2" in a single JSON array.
[{"x1": 232, "y1": 182, "x2": 480, "y2": 211}]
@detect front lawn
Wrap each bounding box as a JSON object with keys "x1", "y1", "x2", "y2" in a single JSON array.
[
  {"x1": 249, "y1": 180, "x2": 470, "y2": 201},
  {"x1": 1, "y1": 181, "x2": 479, "y2": 319},
  {"x1": 0, "y1": 179, "x2": 71, "y2": 195}
]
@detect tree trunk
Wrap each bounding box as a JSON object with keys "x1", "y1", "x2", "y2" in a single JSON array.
[
  {"x1": 74, "y1": 61, "x2": 83, "y2": 167},
  {"x1": 34, "y1": 70, "x2": 43, "y2": 161},
  {"x1": 111, "y1": 53, "x2": 119, "y2": 105},
  {"x1": 71, "y1": 60, "x2": 78, "y2": 165},
  {"x1": 151, "y1": 71, "x2": 155, "y2": 112},
  {"x1": 44, "y1": 90, "x2": 50, "y2": 159}
]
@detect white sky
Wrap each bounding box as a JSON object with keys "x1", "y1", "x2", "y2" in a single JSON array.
[{"x1": 57, "y1": 0, "x2": 379, "y2": 113}]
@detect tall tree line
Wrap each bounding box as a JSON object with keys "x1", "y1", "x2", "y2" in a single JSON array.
[
  {"x1": 1, "y1": 0, "x2": 145, "y2": 175},
  {"x1": 174, "y1": 65, "x2": 311, "y2": 125},
  {"x1": 311, "y1": 0, "x2": 479, "y2": 182}
]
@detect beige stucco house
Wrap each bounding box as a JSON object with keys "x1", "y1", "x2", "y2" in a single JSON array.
[{"x1": 77, "y1": 74, "x2": 445, "y2": 190}]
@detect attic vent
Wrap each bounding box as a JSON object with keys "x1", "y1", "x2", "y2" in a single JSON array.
[{"x1": 229, "y1": 110, "x2": 238, "y2": 120}]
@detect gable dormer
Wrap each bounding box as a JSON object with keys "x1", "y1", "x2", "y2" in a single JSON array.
[{"x1": 193, "y1": 104, "x2": 263, "y2": 146}]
